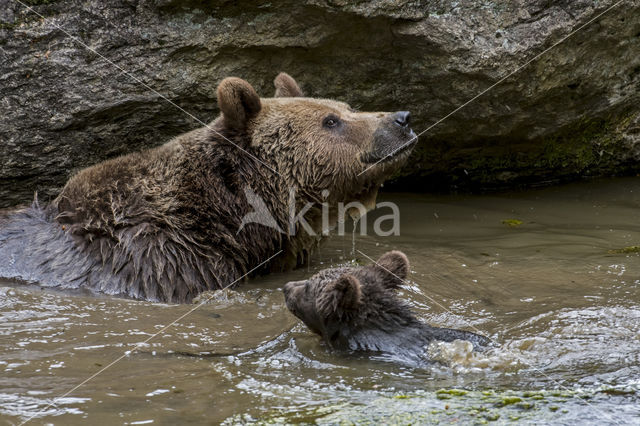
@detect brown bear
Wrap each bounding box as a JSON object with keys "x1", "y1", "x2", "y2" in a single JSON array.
[
  {"x1": 283, "y1": 251, "x2": 489, "y2": 363},
  {"x1": 0, "y1": 73, "x2": 416, "y2": 303}
]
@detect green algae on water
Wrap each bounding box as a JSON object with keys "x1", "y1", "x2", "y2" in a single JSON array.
[
  {"x1": 223, "y1": 387, "x2": 640, "y2": 425},
  {"x1": 436, "y1": 388, "x2": 468, "y2": 397},
  {"x1": 607, "y1": 246, "x2": 640, "y2": 254},
  {"x1": 498, "y1": 396, "x2": 522, "y2": 406},
  {"x1": 501, "y1": 219, "x2": 523, "y2": 227}
]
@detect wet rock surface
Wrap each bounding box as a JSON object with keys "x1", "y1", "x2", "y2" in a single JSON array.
[{"x1": 1, "y1": 0, "x2": 639, "y2": 206}]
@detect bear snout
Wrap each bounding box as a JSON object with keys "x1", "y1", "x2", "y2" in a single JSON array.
[
  {"x1": 360, "y1": 111, "x2": 417, "y2": 164},
  {"x1": 283, "y1": 280, "x2": 304, "y2": 298}
]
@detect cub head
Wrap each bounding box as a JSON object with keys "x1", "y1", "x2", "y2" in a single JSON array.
[
  {"x1": 214, "y1": 73, "x2": 417, "y2": 210},
  {"x1": 282, "y1": 251, "x2": 411, "y2": 346}
]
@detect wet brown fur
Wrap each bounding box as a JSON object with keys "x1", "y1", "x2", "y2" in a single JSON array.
[
  {"x1": 283, "y1": 251, "x2": 490, "y2": 364},
  {"x1": 0, "y1": 73, "x2": 415, "y2": 303}
]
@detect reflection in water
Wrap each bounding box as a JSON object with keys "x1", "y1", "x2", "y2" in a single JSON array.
[{"x1": 0, "y1": 177, "x2": 639, "y2": 424}]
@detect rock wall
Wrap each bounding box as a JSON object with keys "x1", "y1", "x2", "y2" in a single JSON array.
[{"x1": 1, "y1": 0, "x2": 639, "y2": 206}]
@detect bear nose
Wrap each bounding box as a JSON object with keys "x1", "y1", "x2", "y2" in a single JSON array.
[
  {"x1": 283, "y1": 280, "x2": 301, "y2": 296},
  {"x1": 393, "y1": 111, "x2": 411, "y2": 128}
]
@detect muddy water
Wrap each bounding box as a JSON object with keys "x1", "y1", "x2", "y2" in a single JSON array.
[{"x1": 1, "y1": 177, "x2": 640, "y2": 425}]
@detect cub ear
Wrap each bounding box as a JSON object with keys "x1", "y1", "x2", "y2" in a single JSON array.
[
  {"x1": 217, "y1": 77, "x2": 262, "y2": 130},
  {"x1": 318, "y1": 274, "x2": 362, "y2": 318},
  {"x1": 375, "y1": 250, "x2": 410, "y2": 288},
  {"x1": 274, "y1": 72, "x2": 304, "y2": 97}
]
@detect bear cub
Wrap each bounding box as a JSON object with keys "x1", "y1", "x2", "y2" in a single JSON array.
[{"x1": 283, "y1": 251, "x2": 489, "y2": 363}]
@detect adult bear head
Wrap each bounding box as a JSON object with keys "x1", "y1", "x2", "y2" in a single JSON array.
[{"x1": 213, "y1": 73, "x2": 417, "y2": 216}]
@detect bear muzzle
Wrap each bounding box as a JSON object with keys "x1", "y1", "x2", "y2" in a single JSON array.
[
  {"x1": 283, "y1": 280, "x2": 306, "y2": 311},
  {"x1": 360, "y1": 111, "x2": 417, "y2": 164},
  {"x1": 283, "y1": 279, "x2": 304, "y2": 294}
]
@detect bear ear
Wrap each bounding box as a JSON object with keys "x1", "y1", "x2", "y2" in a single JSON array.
[
  {"x1": 375, "y1": 251, "x2": 410, "y2": 288},
  {"x1": 318, "y1": 274, "x2": 362, "y2": 318},
  {"x1": 273, "y1": 72, "x2": 304, "y2": 97},
  {"x1": 217, "y1": 77, "x2": 262, "y2": 130}
]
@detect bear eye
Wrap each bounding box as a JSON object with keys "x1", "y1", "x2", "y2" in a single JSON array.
[{"x1": 322, "y1": 115, "x2": 341, "y2": 129}]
